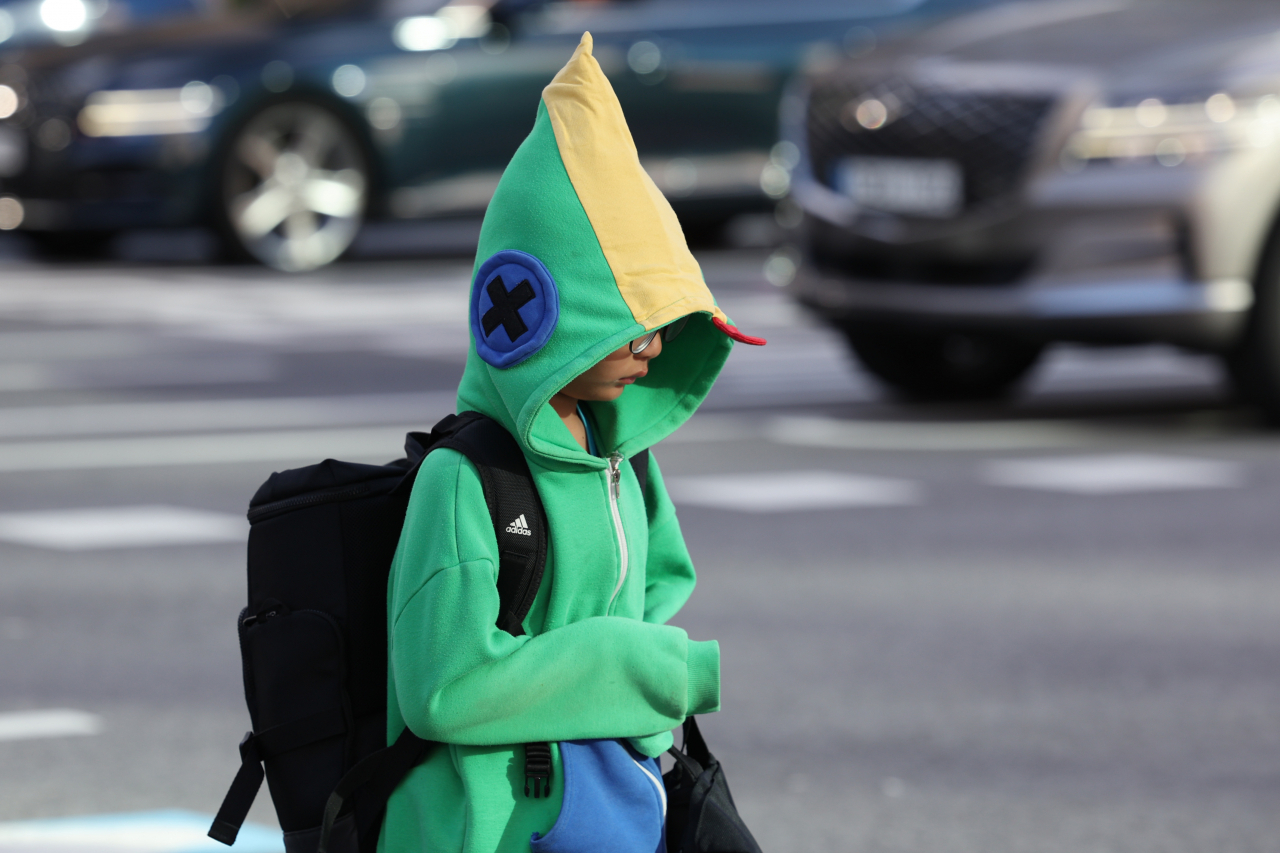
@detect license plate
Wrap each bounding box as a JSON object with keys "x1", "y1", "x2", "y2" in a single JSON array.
[{"x1": 835, "y1": 156, "x2": 963, "y2": 217}]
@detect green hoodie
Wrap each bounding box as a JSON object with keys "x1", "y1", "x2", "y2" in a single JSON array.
[{"x1": 380, "y1": 33, "x2": 763, "y2": 853}]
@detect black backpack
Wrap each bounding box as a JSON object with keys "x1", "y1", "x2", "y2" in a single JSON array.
[{"x1": 209, "y1": 411, "x2": 652, "y2": 853}]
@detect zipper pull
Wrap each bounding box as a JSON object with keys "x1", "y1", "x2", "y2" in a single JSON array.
[{"x1": 608, "y1": 452, "x2": 623, "y2": 500}]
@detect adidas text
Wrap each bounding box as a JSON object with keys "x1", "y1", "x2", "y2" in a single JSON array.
[{"x1": 505, "y1": 514, "x2": 532, "y2": 536}]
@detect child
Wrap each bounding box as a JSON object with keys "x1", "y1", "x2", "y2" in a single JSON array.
[{"x1": 380, "y1": 32, "x2": 764, "y2": 853}]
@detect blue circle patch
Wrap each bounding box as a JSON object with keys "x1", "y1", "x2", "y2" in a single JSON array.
[{"x1": 470, "y1": 250, "x2": 560, "y2": 369}]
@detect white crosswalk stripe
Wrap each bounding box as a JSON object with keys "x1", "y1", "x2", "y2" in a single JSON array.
[
  {"x1": 766, "y1": 414, "x2": 1098, "y2": 451},
  {"x1": 0, "y1": 506, "x2": 246, "y2": 550},
  {"x1": 0, "y1": 427, "x2": 424, "y2": 472},
  {"x1": 983, "y1": 454, "x2": 1244, "y2": 494},
  {"x1": 665, "y1": 470, "x2": 921, "y2": 512},
  {"x1": 0, "y1": 709, "x2": 102, "y2": 742},
  {"x1": 0, "y1": 392, "x2": 455, "y2": 440}
]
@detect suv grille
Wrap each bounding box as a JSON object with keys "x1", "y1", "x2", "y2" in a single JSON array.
[
  {"x1": 807, "y1": 73, "x2": 1058, "y2": 213},
  {"x1": 813, "y1": 242, "x2": 1036, "y2": 287}
]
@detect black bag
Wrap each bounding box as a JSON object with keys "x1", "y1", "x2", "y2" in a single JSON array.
[
  {"x1": 664, "y1": 717, "x2": 763, "y2": 853},
  {"x1": 208, "y1": 411, "x2": 568, "y2": 853}
]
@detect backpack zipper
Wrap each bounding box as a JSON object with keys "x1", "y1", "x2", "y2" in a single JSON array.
[{"x1": 606, "y1": 451, "x2": 628, "y2": 607}]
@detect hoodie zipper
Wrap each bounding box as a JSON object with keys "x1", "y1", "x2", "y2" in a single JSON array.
[{"x1": 606, "y1": 451, "x2": 628, "y2": 606}]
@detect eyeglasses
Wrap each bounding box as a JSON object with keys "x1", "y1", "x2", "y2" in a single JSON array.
[{"x1": 629, "y1": 316, "x2": 689, "y2": 355}]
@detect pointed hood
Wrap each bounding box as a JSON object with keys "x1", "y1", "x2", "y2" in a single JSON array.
[{"x1": 457, "y1": 32, "x2": 763, "y2": 468}]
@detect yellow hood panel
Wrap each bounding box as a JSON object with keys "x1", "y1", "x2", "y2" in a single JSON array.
[{"x1": 541, "y1": 32, "x2": 730, "y2": 333}]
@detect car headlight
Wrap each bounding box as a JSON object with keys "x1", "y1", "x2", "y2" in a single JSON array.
[
  {"x1": 40, "y1": 0, "x2": 88, "y2": 33},
  {"x1": 1062, "y1": 92, "x2": 1280, "y2": 169},
  {"x1": 78, "y1": 81, "x2": 224, "y2": 138},
  {"x1": 393, "y1": 4, "x2": 490, "y2": 52}
]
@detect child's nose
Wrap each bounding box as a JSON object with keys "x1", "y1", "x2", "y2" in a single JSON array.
[{"x1": 637, "y1": 333, "x2": 662, "y2": 359}]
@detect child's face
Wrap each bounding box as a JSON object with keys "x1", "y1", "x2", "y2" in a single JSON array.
[{"x1": 559, "y1": 334, "x2": 663, "y2": 402}]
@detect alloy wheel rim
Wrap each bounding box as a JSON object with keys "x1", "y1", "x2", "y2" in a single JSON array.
[{"x1": 224, "y1": 103, "x2": 367, "y2": 272}]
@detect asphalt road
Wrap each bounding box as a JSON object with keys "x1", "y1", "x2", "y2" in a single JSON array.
[{"x1": 0, "y1": 245, "x2": 1277, "y2": 853}]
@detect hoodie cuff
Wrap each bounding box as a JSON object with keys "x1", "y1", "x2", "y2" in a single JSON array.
[
  {"x1": 685, "y1": 640, "x2": 721, "y2": 716},
  {"x1": 628, "y1": 731, "x2": 675, "y2": 758}
]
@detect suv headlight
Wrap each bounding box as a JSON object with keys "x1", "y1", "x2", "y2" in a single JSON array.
[
  {"x1": 78, "y1": 81, "x2": 223, "y2": 138},
  {"x1": 1062, "y1": 93, "x2": 1280, "y2": 169}
]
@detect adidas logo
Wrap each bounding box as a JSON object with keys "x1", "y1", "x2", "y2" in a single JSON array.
[{"x1": 505, "y1": 514, "x2": 532, "y2": 536}]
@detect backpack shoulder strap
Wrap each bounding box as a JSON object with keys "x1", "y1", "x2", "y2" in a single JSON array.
[
  {"x1": 631, "y1": 448, "x2": 651, "y2": 495},
  {"x1": 425, "y1": 412, "x2": 557, "y2": 799},
  {"x1": 429, "y1": 411, "x2": 548, "y2": 637}
]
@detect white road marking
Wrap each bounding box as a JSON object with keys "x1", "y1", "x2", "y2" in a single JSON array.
[
  {"x1": 0, "y1": 329, "x2": 152, "y2": 362},
  {"x1": 0, "y1": 260, "x2": 795, "y2": 340},
  {"x1": 711, "y1": 293, "x2": 806, "y2": 328},
  {"x1": 0, "y1": 414, "x2": 1188, "y2": 473},
  {"x1": 707, "y1": 336, "x2": 873, "y2": 408},
  {"x1": 0, "y1": 364, "x2": 57, "y2": 393},
  {"x1": 658, "y1": 414, "x2": 761, "y2": 444},
  {"x1": 0, "y1": 263, "x2": 801, "y2": 363},
  {"x1": 0, "y1": 270, "x2": 471, "y2": 341},
  {"x1": 0, "y1": 506, "x2": 246, "y2": 550},
  {"x1": 0, "y1": 426, "x2": 421, "y2": 472},
  {"x1": 0, "y1": 392, "x2": 455, "y2": 440},
  {"x1": 765, "y1": 415, "x2": 1099, "y2": 452},
  {"x1": 983, "y1": 454, "x2": 1244, "y2": 494},
  {"x1": 0, "y1": 809, "x2": 281, "y2": 852},
  {"x1": 1024, "y1": 344, "x2": 1224, "y2": 394},
  {"x1": 0, "y1": 709, "x2": 102, "y2": 741},
  {"x1": 57, "y1": 353, "x2": 280, "y2": 390},
  {"x1": 665, "y1": 471, "x2": 921, "y2": 512}
]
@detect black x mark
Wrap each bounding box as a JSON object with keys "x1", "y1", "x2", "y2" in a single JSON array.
[{"x1": 481, "y1": 275, "x2": 536, "y2": 343}]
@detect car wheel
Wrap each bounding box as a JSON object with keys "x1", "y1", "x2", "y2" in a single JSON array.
[
  {"x1": 25, "y1": 230, "x2": 118, "y2": 260},
  {"x1": 216, "y1": 101, "x2": 368, "y2": 272},
  {"x1": 842, "y1": 323, "x2": 1043, "y2": 402}
]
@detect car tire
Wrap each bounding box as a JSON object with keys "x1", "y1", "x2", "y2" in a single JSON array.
[
  {"x1": 25, "y1": 230, "x2": 117, "y2": 260},
  {"x1": 214, "y1": 100, "x2": 368, "y2": 272},
  {"x1": 842, "y1": 323, "x2": 1043, "y2": 402}
]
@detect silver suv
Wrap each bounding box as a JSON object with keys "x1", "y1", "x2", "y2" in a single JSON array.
[{"x1": 783, "y1": 0, "x2": 1280, "y2": 416}]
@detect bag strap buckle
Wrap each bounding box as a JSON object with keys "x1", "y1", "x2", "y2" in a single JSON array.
[{"x1": 523, "y1": 742, "x2": 552, "y2": 798}]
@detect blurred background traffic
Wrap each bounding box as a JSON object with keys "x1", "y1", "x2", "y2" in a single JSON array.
[
  {"x1": 2, "y1": 2, "x2": 1278, "y2": 853},
  {"x1": 3, "y1": 0, "x2": 1280, "y2": 414}
]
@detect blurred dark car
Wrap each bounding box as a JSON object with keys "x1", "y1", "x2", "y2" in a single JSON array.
[
  {"x1": 784, "y1": 0, "x2": 1280, "y2": 415},
  {"x1": 0, "y1": 0, "x2": 200, "y2": 49},
  {"x1": 0, "y1": 0, "x2": 995, "y2": 271}
]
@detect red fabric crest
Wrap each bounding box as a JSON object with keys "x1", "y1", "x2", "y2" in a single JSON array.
[{"x1": 712, "y1": 316, "x2": 767, "y2": 346}]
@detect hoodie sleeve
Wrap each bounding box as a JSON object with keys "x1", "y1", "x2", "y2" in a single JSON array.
[
  {"x1": 639, "y1": 452, "x2": 698, "y2": 626},
  {"x1": 389, "y1": 448, "x2": 719, "y2": 746}
]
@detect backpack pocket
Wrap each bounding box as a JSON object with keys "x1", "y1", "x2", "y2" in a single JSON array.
[
  {"x1": 530, "y1": 739, "x2": 666, "y2": 853},
  {"x1": 242, "y1": 604, "x2": 353, "y2": 833}
]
